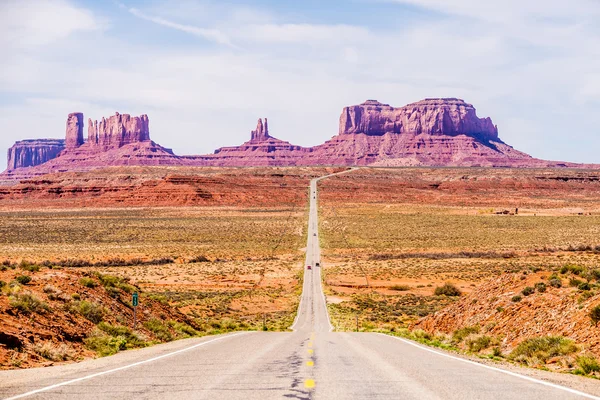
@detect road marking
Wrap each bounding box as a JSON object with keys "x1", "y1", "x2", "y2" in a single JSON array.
[
  {"x1": 304, "y1": 379, "x2": 315, "y2": 389},
  {"x1": 306, "y1": 361, "x2": 314, "y2": 367},
  {"x1": 379, "y1": 333, "x2": 600, "y2": 400},
  {"x1": 307, "y1": 349, "x2": 314, "y2": 355},
  {"x1": 308, "y1": 341, "x2": 313, "y2": 347},
  {"x1": 4, "y1": 332, "x2": 251, "y2": 400}
]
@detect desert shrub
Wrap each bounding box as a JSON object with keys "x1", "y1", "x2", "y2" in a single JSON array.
[
  {"x1": 168, "y1": 320, "x2": 198, "y2": 338},
  {"x1": 143, "y1": 318, "x2": 173, "y2": 342},
  {"x1": 511, "y1": 295, "x2": 522, "y2": 302},
  {"x1": 521, "y1": 287, "x2": 534, "y2": 296},
  {"x1": 549, "y1": 277, "x2": 562, "y2": 288},
  {"x1": 0, "y1": 280, "x2": 6, "y2": 289},
  {"x1": 466, "y1": 335, "x2": 494, "y2": 353},
  {"x1": 84, "y1": 330, "x2": 127, "y2": 357},
  {"x1": 98, "y1": 322, "x2": 146, "y2": 347},
  {"x1": 590, "y1": 305, "x2": 600, "y2": 326},
  {"x1": 452, "y1": 326, "x2": 480, "y2": 342},
  {"x1": 576, "y1": 355, "x2": 600, "y2": 375},
  {"x1": 32, "y1": 341, "x2": 75, "y2": 361},
  {"x1": 535, "y1": 282, "x2": 547, "y2": 293},
  {"x1": 9, "y1": 293, "x2": 51, "y2": 314},
  {"x1": 80, "y1": 277, "x2": 97, "y2": 288},
  {"x1": 590, "y1": 270, "x2": 600, "y2": 281},
  {"x1": 98, "y1": 274, "x2": 136, "y2": 294},
  {"x1": 561, "y1": 265, "x2": 584, "y2": 275},
  {"x1": 569, "y1": 278, "x2": 583, "y2": 288},
  {"x1": 492, "y1": 347, "x2": 503, "y2": 357},
  {"x1": 20, "y1": 262, "x2": 40, "y2": 272},
  {"x1": 510, "y1": 336, "x2": 578, "y2": 364},
  {"x1": 78, "y1": 300, "x2": 104, "y2": 323},
  {"x1": 578, "y1": 282, "x2": 591, "y2": 291},
  {"x1": 71, "y1": 293, "x2": 81, "y2": 300},
  {"x1": 15, "y1": 275, "x2": 32, "y2": 285},
  {"x1": 434, "y1": 283, "x2": 461, "y2": 297},
  {"x1": 188, "y1": 255, "x2": 210, "y2": 263},
  {"x1": 496, "y1": 306, "x2": 504, "y2": 313},
  {"x1": 390, "y1": 285, "x2": 411, "y2": 291}
]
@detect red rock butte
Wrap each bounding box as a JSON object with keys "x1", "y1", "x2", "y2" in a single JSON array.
[{"x1": 3, "y1": 98, "x2": 596, "y2": 178}]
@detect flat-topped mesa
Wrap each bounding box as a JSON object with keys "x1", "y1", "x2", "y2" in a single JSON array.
[
  {"x1": 87, "y1": 112, "x2": 150, "y2": 148},
  {"x1": 65, "y1": 113, "x2": 84, "y2": 149},
  {"x1": 339, "y1": 98, "x2": 499, "y2": 142},
  {"x1": 6, "y1": 139, "x2": 66, "y2": 170},
  {"x1": 250, "y1": 118, "x2": 271, "y2": 142}
]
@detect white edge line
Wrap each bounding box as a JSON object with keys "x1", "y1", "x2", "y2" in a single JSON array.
[
  {"x1": 378, "y1": 333, "x2": 600, "y2": 400},
  {"x1": 3, "y1": 332, "x2": 251, "y2": 400}
]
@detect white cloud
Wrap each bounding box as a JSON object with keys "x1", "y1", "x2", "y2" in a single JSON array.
[
  {"x1": 0, "y1": 0, "x2": 102, "y2": 49},
  {"x1": 1, "y1": 0, "x2": 600, "y2": 170},
  {"x1": 128, "y1": 7, "x2": 233, "y2": 46}
]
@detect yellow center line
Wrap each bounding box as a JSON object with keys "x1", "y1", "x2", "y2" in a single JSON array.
[
  {"x1": 308, "y1": 349, "x2": 313, "y2": 355},
  {"x1": 308, "y1": 342, "x2": 313, "y2": 347},
  {"x1": 306, "y1": 361, "x2": 314, "y2": 367},
  {"x1": 304, "y1": 379, "x2": 315, "y2": 389}
]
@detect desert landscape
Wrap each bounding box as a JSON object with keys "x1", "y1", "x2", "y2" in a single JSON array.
[{"x1": 318, "y1": 167, "x2": 600, "y2": 375}]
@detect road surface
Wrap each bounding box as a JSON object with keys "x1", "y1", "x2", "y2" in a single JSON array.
[{"x1": 1, "y1": 169, "x2": 599, "y2": 400}]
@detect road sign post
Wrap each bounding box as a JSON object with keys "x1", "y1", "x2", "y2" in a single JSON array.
[{"x1": 132, "y1": 292, "x2": 139, "y2": 329}]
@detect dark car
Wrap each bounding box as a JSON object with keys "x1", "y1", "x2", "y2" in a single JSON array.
[
  {"x1": 315, "y1": 262, "x2": 320, "y2": 267},
  {"x1": 307, "y1": 265, "x2": 312, "y2": 270}
]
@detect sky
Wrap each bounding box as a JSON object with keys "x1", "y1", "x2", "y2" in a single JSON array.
[{"x1": 1, "y1": 0, "x2": 600, "y2": 169}]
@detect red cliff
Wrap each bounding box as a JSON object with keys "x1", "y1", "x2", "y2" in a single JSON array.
[{"x1": 6, "y1": 139, "x2": 66, "y2": 171}]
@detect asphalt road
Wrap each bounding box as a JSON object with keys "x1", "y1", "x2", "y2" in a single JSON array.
[{"x1": 1, "y1": 170, "x2": 599, "y2": 400}]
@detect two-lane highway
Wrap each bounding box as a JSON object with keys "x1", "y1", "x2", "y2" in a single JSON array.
[{"x1": 1, "y1": 169, "x2": 599, "y2": 399}]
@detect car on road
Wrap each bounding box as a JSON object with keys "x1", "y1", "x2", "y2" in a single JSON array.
[
  {"x1": 313, "y1": 233, "x2": 317, "y2": 236},
  {"x1": 315, "y1": 262, "x2": 320, "y2": 267},
  {"x1": 307, "y1": 265, "x2": 312, "y2": 270}
]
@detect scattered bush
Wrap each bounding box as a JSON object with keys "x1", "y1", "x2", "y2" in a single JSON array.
[
  {"x1": 78, "y1": 300, "x2": 105, "y2": 323},
  {"x1": 168, "y1": 321, "x2": 198, "y2": 338},
  {"x1": 9, "y1": 293, "x2": 51, "y2": 314},
  {"x1": 578, "y1": 282, "x2": 591, "y2": 291},
  {"x1": 510, "y1": 336, "x2": 578, "y2": 364},
  {"x1": 143, "y1": 318, "x2": 173, "y2": 342},
  {"x1": 188, "y1": 255, "x2": 210, "y2": 263},
  {"x1": 548, "y1": 277, "x2": 562, "y2": 288},
  {"x1": 434, "y1": 283, "x2": 461, "y2": 297},
  {"x1": 521, "y1": 287, "x2": 534, "y2": 296},
  {"x1": 15, "y1": 275, "x2": 32, "y2": 285},
  {"x1": 0, "y1": 280, "x2": 6, "y2": 289},
  {"x1": 466, "y1": 335, "x2": 494, "y2": 353},
  {"x1": 560, "y1": 265, "x2": 584, "y2": 275},
  {"x1": 576, "y1": 355, "x2": 600, "y2": 375},
  {"x1": 84, "y1": 330, "x2": 127, "y2": 357},
  {"x1": 20, "y1": 262, "x2": 40, "y2": 272},
  {"x1": 452, "y1": 326, "x2": 480, "y2": 343},
  {"x1": 80, "y1": 277, "x2": 97, "y2": 288},
  {"x1": 589, "y1": 305, "x2": 600, "y2": 326},
  {"x1": 511, "y1": 295, "x2": 522, "y2": 303},
  {"x1": 32, "y1": 341, "x2": 75, "y2": 361},
  {"x1": 390, "y1": 285, "x2": 411, "y2": 291},
  {"x1": 569, "y1": 278, "x2": 583, "y2": 288},
  {"x1": 535, "y1": 282, "x2": 547, "y2": 293}
]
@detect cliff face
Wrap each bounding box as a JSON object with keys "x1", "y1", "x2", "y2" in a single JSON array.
[
  {"x1": 6, "y1": 139, "x2": 66, "y2": 170},
  {"x1": 339, "y1": 99, "x2": 499, "y2": 142},
  {"x1": 87, "y1": 113, "x2": 150, "y2": 149},
  {"x1": 3, "y1": 98, "x2": 596, "y2": 178},
  {"x1": 65, "y1": 113, "x2": 84, "y2": 149}
]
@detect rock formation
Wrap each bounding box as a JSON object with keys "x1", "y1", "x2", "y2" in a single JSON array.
[
  {"x1": 2, "y1": 98, "x2": 598, "y2": 178},
  {"x1": 6, "y1": 139, "x2": 65, "y2": 170},
  {"x1": 65, "y1": 113, "x2": 84, "y2": 149},
  {"x1": 339, "y1": 99, "x2": 498, "y2": 142},
  {"x1": 87, "y1": 113, "x2": 150, "y2": 148}
]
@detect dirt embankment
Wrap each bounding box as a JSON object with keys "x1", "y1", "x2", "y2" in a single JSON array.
[
  {"x1": 0, "y1": 264, "x2": 199, "y2": 369},
  {"x1": 415, "y1": 269, "x2": 600, "y2": 357}
]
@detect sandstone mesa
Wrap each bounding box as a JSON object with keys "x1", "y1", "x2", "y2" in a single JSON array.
[{"x1": 3, "y1": 98, "x2": 594, "y2": 179}]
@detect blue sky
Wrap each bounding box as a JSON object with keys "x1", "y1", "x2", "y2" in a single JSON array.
[{"x1": 1, "y1": 0, "x2": 600, "y2": 168}]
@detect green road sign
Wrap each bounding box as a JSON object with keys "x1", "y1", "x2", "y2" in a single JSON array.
[{"x1": 132, "y1": 292, "x2": 139, "y2": 307}]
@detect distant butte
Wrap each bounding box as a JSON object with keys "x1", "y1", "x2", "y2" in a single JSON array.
[{"x1": 3, "y1": 98, "x2": 597, "y2": 178}]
